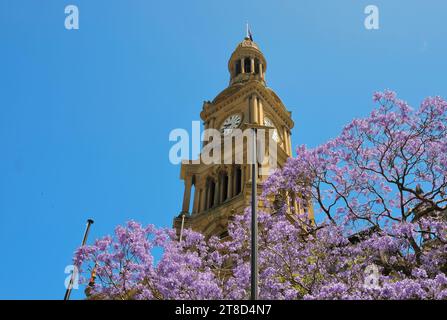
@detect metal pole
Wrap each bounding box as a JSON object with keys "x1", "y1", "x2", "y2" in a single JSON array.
[
  {"x1": 250, "y1": 128, "x2": 258, "y2": 300},
  {"x1": 64, "y1": 219, "x2": 94, "y2": 301}
]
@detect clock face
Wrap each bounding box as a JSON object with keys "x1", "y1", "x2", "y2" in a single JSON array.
[
  {"x1": 264, "y1": 117, "x2": 280, "y2": 143},
  {"x1": 220, "y1": 114, "x2": 242, "y2": 135}
]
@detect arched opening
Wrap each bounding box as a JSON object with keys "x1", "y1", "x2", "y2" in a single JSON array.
[
  {"x1": 235, "y1": 60, "x2": 241, "y2": 76},
  {"x1": 224, "y1": 174, "x2": 229, "y2": 200},
  {"x1": 197, "y1": 188, "x2": 203, "y2": 212},
  {"x1": 209, "y1": 179, "x2": 215, "y2": 208},
  {"x1": 244, "y1": 57, "x2": 251, "y2": 73},
  {"x1": 254, "y1": 58, "x2": 260, "y2": 74},
  {"x1": 220, "y1": 171, "x2": 228, "y2": 202},
  {"x1": 235, "y1": 166, "x2": 242, "y2": 195},
  {"x1": 205, "y1": 177, "x2": 215, "y2": 210}
]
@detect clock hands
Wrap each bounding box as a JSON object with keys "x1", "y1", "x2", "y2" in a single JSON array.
[{"x1": 220, "y1": 114, "x2": 242, "y2": 135}]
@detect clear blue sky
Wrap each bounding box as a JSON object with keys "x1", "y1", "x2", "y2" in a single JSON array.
[{"x1": 0, "y1": 0, "x2": 446, "y2": 299}]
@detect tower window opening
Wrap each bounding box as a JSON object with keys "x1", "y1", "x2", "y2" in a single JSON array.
[
  {"x1": 244, "y1": 57, "x2": 251, "y2": 73},
  {"x1": 235, "y1": 166, "x2": 242, "y2": 195},
  {"x1": 205, "y1": 178, "x2": 216, "y2": 210},
  {"x1": 204, "y1": 181, "x2": 209, "y2": 209},
  {"x1": 235, "y1": 60, "x2": 241, "y2": 76},
  {"x1": 255, "y1": 58, "x2": 260, "y2": 74},
  {"x1": 209, "y1": 180, "x2": 215, "y2": 208}
]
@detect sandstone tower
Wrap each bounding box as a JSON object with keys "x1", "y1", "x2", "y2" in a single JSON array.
[{"x1": 174, "y1": 35, "x2": 307, "y2": 239}]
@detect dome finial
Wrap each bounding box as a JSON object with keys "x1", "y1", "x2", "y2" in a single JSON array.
[{"x1": 246, "y1": 22, "x2": 253, "y2": 41}]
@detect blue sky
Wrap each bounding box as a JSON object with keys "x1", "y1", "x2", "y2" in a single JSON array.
[{"x1": 0, "y1": 0, "x2": 446, "y2": 299}]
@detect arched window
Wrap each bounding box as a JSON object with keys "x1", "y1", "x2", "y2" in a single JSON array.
[
  {"x1": 216, "y1": 171, "x2": 228, "y2": 204},
  {"x1": 254, "y1": 58, "x2": 260, "y2": 74},
  {"x1": 235, "y1": 60, "x2": 241, "y2": 76},
  {"x1": 209, "y1": 179, "x2": 215, "y2": 208},
  {"x1": 221, "y1": 171, "x2": 228, "y2": 202},
  {"x1": 244, "y1": 57, "x2": 251, "y2": 73},
  {"x1": 205, "y1": 177, "x2": 216, "y2": 210},
  {"x1": 234, "y1": 166, "x2": 242, "y2": 195}
]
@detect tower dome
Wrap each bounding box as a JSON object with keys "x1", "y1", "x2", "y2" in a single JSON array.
[{"x1": 228, "y1": 36, "x2": 267, "y2": 86}]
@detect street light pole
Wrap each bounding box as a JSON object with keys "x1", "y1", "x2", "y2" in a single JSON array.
[
  {"x1": 250, "y1": 127, "x2": 258, "y2": 300},
  {"x1": 245, "y1": 123, "x2": 274, "y2": 301},
  {"x1": 64, "y1": 218, "x2": 94, "y2": 301}
]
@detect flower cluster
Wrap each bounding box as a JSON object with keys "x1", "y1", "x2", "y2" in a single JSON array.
[{"x1": 75, "y1": 91, "x2": 447, "y2": 299}]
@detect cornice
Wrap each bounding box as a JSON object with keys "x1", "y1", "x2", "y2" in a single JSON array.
[{"x1": 201, "y1": 81, "x2": 295, "y2": 129}]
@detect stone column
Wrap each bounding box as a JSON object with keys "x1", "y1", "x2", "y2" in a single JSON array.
[
  {"x1": 246, "y1": 164, "x2": 250, "y2": 190},
  {"x1": 241, "y1": 58, "x2": 245, "y2": 74},
  {"x1": 195, "y1": 189, "x2": 201, "y2": 213},
  {"x1": 285, "y1": 191, "x2": 292, "y2": 214},
  {"x1": 241, "y1": 164, "x2": 246, "y2": 190},
  {"x1": 258, "y1": 98, "x2": 264, "y2": 124},
  {"x1": 283, "y1": 127, "x2": 290, "y2": 156},
  {"x1": 296, "y1": 200, "x2": 301, "y2": 214},
  {"x1": 291, "y1": 192, "x2": 299, "y2": 214},
  {"x1": 218, "y1": 175, "x2": 224, "y2": 203},
  {"x1": 214, "y1": 178, "x2": 220, "y2": 206},
  {"x1": 192, "y1": 181, "x2": 200, "y2": 214},
  {"x1": 250, "y1": 95, "x2": 258, "y2": 124},
  {"x1": 259, "y1": 63, "x2": 264, "y2": 79},
  {"x1": 205, "y1": 181, "x2": 210, "y2": 210},
  {"x1": 250, "y1": 57, "x2": 255, "y2": 74},
  {"x1": 181, "y1": 176, "x2": 192, "y2": 213},
  {"x1": 255, "y1": 96, "x2": 259, "y2": 124},
  {"x1": 200, "y1": 187, "x2": 206, "y2": 212}
]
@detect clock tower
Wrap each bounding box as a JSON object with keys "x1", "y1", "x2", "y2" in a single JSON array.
[{"x1": 174, "y1": 35, "x2": 311, "y2": 239}]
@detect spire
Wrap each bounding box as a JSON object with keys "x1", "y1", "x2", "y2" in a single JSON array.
[{"x1": 246, "y1": 23, "x2": 253, "y2": 41}]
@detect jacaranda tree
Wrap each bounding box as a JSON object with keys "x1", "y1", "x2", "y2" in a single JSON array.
[{"x1": 75, "y1": 91, "x2": 447, "y2": 299}]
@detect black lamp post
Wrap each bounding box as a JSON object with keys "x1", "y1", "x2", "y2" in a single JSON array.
[
  {"x1": 250, "y1": 127, "x2": 258, "y2": 300},
  {"x1": 64, "y1": 219, "x2": 94, "y2": 300},
  {"x1": 245, "y1": 124, "x2": 274, "y2": 300}
]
